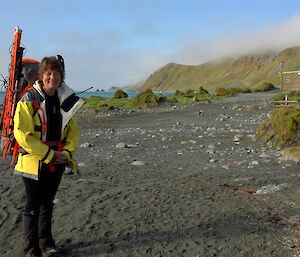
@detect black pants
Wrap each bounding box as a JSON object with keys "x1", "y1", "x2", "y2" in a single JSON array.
[{"x1": 22, "y1": 164, "x2": 64, "y2": 253}]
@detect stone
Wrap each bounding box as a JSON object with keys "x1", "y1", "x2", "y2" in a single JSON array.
[
  {"x1": 259, "y1": 152, "x2": 271, "y2": 158},
  {"x1": 80, "y1": 142, "x2": 93, "y2": 148},
  {"x1": 116, "y1": 143, "x2": 127, "y2": 149},
  {"x1": 132, "y1": 161, "x2": 145, "y2": 166}
]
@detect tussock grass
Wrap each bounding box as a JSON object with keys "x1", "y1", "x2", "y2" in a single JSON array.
[
  {"x1": 282, "y1": 146, "x2": 300, "y2": 162},
  {"x1": 213, "y1": 87, "x2": 242, "y2": 96},
  {"x1": 165, "y1": 93, "x2": 215, "y2": 105},
  {"x1": 82, "y1": 88, "x2": 216, "y2": 111},
  {"x1": 131, "y1": 89, "x2": 159, "y2": 108},
  {"x1": 251, "y1": 82, "x2": 275, "y2": 92},
  {"x1": 256, "y1": 108, "x2": 300, "y2": 147},
  {"x1": 256, "y1": 96, "x2": 300, "y2": 162},
  {"x1": 82, "y1": 96, "x2": 106, "y2": 108},
  {"x1": 114, "y1": 89, "x2": 128, "y2": 99}
]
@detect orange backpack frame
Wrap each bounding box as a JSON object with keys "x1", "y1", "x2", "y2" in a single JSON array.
[{"x1": 0, "y1": 27, "x2": 39, "y2": 165}]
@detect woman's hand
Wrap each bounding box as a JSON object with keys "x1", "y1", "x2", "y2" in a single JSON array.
[{"x1": 53, "y1": 151, "x2": 68, "y2": 164}]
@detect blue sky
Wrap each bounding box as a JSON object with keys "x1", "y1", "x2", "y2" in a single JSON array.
[{"x1": 1, "y1": 0, "x2": 300, "y2": 90}]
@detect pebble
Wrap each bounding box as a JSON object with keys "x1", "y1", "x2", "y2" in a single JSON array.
[
  {"x1": 116, "y1": 143, "x2": 127, "y2": 149},
  {"x1": 259, "y1": 152, "x2": 271, "y2": 158},
  {"x1": 132, "y1": 161, "x2": 145, "y2": 166},
  {"x1": 53, "y1": 199, "x2": 61, "y2": 205},
  {"x1": 207, "y1": 149, "x2": 215, "y2": 155},
  {"x1": 127, "y1": 143, "x2": 138, "y2": 148},
  {"x1": 256, "y1": 184, "x2": 289, "y2": 194},
  {"x1": 80, "y1": 142, "x2": 93, "y2": 148}
]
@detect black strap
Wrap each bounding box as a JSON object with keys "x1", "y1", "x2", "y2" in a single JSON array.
[
  {"x1": 63, "y1": 148, "x2": 72, "y2": 159},
  {"x1": 41, "y1": 147, "x2": 51, "y2": 162},
  {"x1": 34, "y1": 125, "x2": 42, "y2": 132}
]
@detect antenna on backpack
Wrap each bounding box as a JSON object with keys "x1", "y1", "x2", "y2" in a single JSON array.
[
  {"x1": 57, "y1": 55, "x2": 65, "y2": 72},
  {"x1": 76, "y1": 86, "x2": 93, "y2": 95}
]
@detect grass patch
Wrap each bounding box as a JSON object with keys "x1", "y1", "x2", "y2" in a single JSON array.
[
  {"x1": 82, "y1": 96, "x2": 106, "y2": 108},
  {"x1": 282, "y1": 146, "x2": 300, "y2": 162},
  {"x1": 256, "y1": 108, "x2": 300, "y2": 147},
  {"x1": 82, "y1": 96, "x2": 132, "y2": 109},
  {"x1": 240, "y1": 87, "x2": 252, "y2": 93},
  {"x1": 167, "y1": 87, "x2": 215, "y2": 104},
  {"x1": 251, "y1": 82, "x2": 275, "y2": 92},
  {"x1": 213, "y1": 83, "x2": 275, "y2": 96},
  {"x1": 131, "y1": 89, "x2": 159, "y2": 108},
  {"x1": 164, "y1": 93, "x2": 215, "y2": 105},
  {"x1": 213, "y1": 87, "x2": 242, "y2": 96},
  {"x1": 82, "y1": 88, "x2": 217, "y2": 111},
  {"x1": 272, "y1": 91, "x2": 300, "y2": 102},
  {"x1": 114, "y1": 89, "x2": 128, "y2": 99}
]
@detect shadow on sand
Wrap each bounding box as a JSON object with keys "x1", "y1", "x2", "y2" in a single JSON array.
[{"x1": 65, "y1": 213, "x2": 272, "y2": 256}]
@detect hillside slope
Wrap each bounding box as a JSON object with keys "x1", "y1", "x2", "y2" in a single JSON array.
[{"x1": 134, "y1": 46, "x2": 300, "y2": 92}]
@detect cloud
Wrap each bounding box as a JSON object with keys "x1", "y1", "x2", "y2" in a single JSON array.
[
  {"x1": 96, "y1": 13, "x2": 300, "y2": 88},
  {"x1": 111, "y1": 13, "x2": 300, "y2": 87},
  {"x1": 173, "y1": 14, "x2": 300, "y2": 65}
]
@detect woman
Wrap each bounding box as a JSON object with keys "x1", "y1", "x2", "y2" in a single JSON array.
[{"x1": 14, "y1": 56, "x2": 84, "y2": 257}]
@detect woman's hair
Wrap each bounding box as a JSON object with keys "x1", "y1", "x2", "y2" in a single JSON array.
[{"x1": 38, "y1": 56, "x2": 65, "y2": 82}]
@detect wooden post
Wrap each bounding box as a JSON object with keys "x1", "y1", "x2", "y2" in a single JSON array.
[
  {"x1": 280, "y1": 61, "x2": 284, "y2": 92},
  {"x1": 285, "y1": 94, "x2": 288, "y2": 105}
]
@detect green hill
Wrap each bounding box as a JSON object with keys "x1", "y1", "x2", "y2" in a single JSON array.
[{"x1": 133, "y1": 46, "x2": 300, "y2": 92}]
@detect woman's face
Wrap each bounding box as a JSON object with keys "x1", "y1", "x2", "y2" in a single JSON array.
[{"x1": 42, "y1": 69, "x2": 62, "y2": 95}]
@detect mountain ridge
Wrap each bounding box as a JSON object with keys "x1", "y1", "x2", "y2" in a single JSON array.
[{"x1": 129, "y1": 46, "x2": 300, "y2": 92}]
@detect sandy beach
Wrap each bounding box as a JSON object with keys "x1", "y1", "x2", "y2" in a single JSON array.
[{"x1": 1, "y1": 92, "x2": 300, "y2": 257}]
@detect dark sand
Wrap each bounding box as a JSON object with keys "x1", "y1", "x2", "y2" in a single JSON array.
[{"x1": 1, "y1": 92, "x2": 300, "y2": 257}]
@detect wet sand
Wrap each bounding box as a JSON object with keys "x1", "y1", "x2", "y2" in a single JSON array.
[{"x1": 1, "y1": 92, "x2": 300, "y2": 257}]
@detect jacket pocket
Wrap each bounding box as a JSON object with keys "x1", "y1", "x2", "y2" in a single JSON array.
[{"x1": 16, "y1": 154, "x2": 40, "y2": 176}]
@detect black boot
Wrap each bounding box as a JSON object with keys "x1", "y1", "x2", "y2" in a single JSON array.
[
  {"x1": 25, "y1": 248, "x2": 42, "y2": 257},
  {"x1": 41, "y1": 245, "x2": 66, "y2": 256},
  {"x1": 38, "y1": 202, "x2": 56, "y2": 249},
  {"x1": 23, "y1": 210, "x2": 41, "y2": 257}
]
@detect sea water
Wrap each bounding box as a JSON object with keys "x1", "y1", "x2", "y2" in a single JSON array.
[{"x1": 78, "y1": 91, "x2": 138, "y2": 98}]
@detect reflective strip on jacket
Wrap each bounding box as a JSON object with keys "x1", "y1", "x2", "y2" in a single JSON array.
[{"x1": 13, "y1": 81, "x2": 85, "y2": 180}]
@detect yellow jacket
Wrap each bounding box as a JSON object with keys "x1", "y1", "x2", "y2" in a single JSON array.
[{"x1": 14, "y1": 81, "x2": 85, "y2": 180}]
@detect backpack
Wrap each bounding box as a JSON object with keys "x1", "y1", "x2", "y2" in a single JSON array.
[
  {"x1": 0, "y1": 27, "x2": 41, "y2": 165},
  {"x1": 0, "y1": 27, "x2": 66, "y2": 166}
]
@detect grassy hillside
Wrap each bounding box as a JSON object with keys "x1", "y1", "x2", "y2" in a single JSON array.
[{"x1": 133, "y1": 46, "x2": 300, "y2": 92}]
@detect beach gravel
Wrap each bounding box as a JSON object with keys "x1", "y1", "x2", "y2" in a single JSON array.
[{"x1": 1, "y1": 92, "x2": 300, "y2": 257}]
